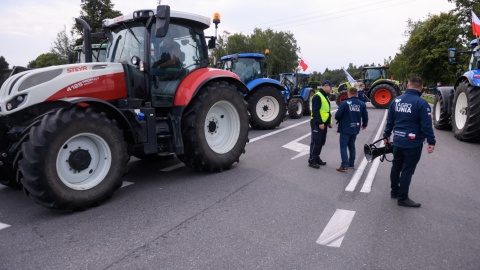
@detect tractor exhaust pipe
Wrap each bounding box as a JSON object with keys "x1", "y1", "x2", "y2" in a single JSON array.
[{"x1": 75, "y1": 18, "x2": 92, "y2": 63}]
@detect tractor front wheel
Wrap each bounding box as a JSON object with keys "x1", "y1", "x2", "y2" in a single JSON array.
[
  {"x1": 288, "y1": 98, "x2": 303, "y2": 119},
  {"x1": 18, "y1": 107, "x2": 128, "y2": 210},
  {"x1": 433, "y1": 93, "x2": 451, "y2": 130},
  {"x1": 335, "y1": 90, "x2": 349, "y2": 106},
  {"x1": 303, "y1": 91, "x2": 315, "y2": 115},
  {"x1": 451, "y1": 82, "x2": 480, "y2": 141},
  {"x1": 178, "y1": 81, "x2": 249, "y2": 171},
  {"x1": 246, "y1": 86, "x2": 286, "y2": 129},
  {"x1": 370, "y1": 84, "x2": 397, "y2": 109}
]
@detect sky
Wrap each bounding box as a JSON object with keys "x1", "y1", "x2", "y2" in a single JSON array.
[{"x1": 0, "y1": 0, "x2": 457, "y2": 73}]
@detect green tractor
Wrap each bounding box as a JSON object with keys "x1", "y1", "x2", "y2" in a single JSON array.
[{"x1": 335, "y1": 66, "x2": 402, "y2": 109}]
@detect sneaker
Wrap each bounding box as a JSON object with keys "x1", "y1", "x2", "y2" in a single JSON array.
[
  {"x1": 397, "y1": 198, "x2": 421, "y2": 208},
  {"x1": 390, "y1": 193, "x2": 398, "y2": 199},
  {"x1": 348, "y1": 164, "x2": 355, "y2": 168},
  {"x1": 308, "y1": 163, "x2": 320, "y2": 169},
  {"x1": 336, "y1": 166, "x2": 348, "y2": 172},
  {"x1": 318, "y1": 160, "x2": 327, "y2": 165}
]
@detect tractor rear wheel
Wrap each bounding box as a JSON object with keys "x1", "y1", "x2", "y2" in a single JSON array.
[
  {"x1": 370, "y1": 84, "x2": 397, "y2": 109},
  {"x1": 451, "y1": 82, "x2": 480, "y2": 141},
  {"x1": 303, "y1": 91, "x2": 315, "y2": 115},
  {"x1": 18, "y1": 107, "x2": 128, "y2": 210},
  {"x1": 433, "y1": 93, "x2": 451, "y2": 130},
  {"x1": 178, "y1": 81, "x2": 249, "y2": 171},
  {"x1": 335, "y1": 90, "x2": 349, "y2": 106},
  {"x1": 288, "y1": 98, "x2": 303, "y2": 119},
  {"x1": 246, "y1": 86, "x2": 286, "y2": 129}
]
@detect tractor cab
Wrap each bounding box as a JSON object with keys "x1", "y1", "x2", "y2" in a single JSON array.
[
  {"x1": 101, "y1": 7, "x2": 212, "y2": 107},
  {"x1": 219, "y1": 53, "x2": 264, "y2": 84},
  {"x1": 362, "y1": 66, "x2": 387, "y2": 88}
]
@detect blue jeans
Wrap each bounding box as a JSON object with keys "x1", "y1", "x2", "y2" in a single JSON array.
[
  {"x1": 308, "y1": 121, "x2": 328, "y2": 164},
  {"x1": 339, "y1": 133, "x2": 357, "y2": 168},
  {"x1": 390, "y1": 145, "x2": 423, "y2": 201}
]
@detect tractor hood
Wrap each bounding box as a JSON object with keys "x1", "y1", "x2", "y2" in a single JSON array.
[{"x1": 0, "y1": 63, "x2": 127, "y2": 115}]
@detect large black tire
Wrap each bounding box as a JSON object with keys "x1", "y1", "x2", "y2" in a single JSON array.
[
  {"x1": 433, "y1": 93, "x2": 451, "y2": 130},
  {"x1": 451, "y1": 82, "x2": 480, "y2": 142},
  {"x1": 288, "y1": 97, "x2": 303, "y2": 119},
  {"x1": 246, "y1": 86, "x2": 286, "y2": 129},
  {"x1": 335, "y1": 90, "x2": 349, "y2": 106},
  {"x1": 303, "y1": 91, "x2": 315, "y2": 116},
  {"x1": 177, "y1": 81, "x2": 249, "y2": 171},
  {"x1": 370, "y1": 84, "x2": 397, "y2": 109},
  {"x1": 18, "y1": 107, "x2": 129, "y2": 211}
]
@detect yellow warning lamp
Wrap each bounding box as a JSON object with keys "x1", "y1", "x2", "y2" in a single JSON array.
[
  {"x1": 213, "y1": 13, "x2": 221, "y2": 25},
  {"x1": 265, "y1": 49, "x2": 270, "y2": 56}
]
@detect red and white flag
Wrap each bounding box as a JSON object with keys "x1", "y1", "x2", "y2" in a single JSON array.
[
  {"x1": 472, "y1": 10, "x2": 480, "y2": 36},
  {"x1": 299, "y1": 57, "x2": 308, "y2": 71}
]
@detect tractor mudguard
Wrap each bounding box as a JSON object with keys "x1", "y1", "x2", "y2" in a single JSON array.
[
  {"x1": 174, "y1": 68, "x2": 248, "y2": 106},
  {"x1": 246, "y1": 78, "x2": 284, "y2": 91},
  {"x1": 300, "y1": 87, "x2": 313, "y2": 101},
  {"x1": 456, "y1": 71, "x2": 480, "y2": 88},
  {"x1": 56, "y1": 97, "x2": 136, "y2": 143}
]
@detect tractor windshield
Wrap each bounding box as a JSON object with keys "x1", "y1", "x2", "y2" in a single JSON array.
[
  {"x1": 106, "y1": 22, "x2": 146, "y2": 64},
  {"x1": 230, "y1": 58, "x2": 262, "y2": 84}
]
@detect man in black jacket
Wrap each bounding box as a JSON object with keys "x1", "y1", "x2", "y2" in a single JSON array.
[
  {"x1": 308, "y1": 80, "x2": 333, "y2": 169},
  {"x1": 383, "y1": 77, "x2": 436, "y2": 207},
  {"x1": 335, "y1": 87, "x2": 368, "y2": 171}
]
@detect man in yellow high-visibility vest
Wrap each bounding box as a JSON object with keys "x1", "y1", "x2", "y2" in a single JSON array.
[{"x1": 308, "y1": 80, "x2": 333, "y2": 169}]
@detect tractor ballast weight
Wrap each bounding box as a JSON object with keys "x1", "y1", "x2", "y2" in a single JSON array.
[
  {"x1": 0, "y1": 5, "x2": 250, "y2": 210},
  {"x1": 432, "y1": 39, "x2": 480, "y2": 142},
  {"x1": 220, "y1": 53, "x2": 286, "y2": 129}
]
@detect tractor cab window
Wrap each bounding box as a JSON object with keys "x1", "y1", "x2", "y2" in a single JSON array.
[
  {"x1": 106, "y1": 22, "x2": 145, "y2": 65},
  {"x1": 150, "y1": 23, "x2": 207, "y2": 107},
  {"x1": 470, "y1": 50, "x2": 480, "y2": 70},
  {"x1": 232, "y1": 58, "x2": 261, "y2": 84}
]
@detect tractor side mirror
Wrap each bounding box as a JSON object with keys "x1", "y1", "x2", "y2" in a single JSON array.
[
  {"x1": 207, "y1": 37, "x2": 216, "y2": 49},
  {"x1": 448, "y1": 48, "x2": 456, "y2": 63},
  {"x1": 155, "y1": 5, "x2": 170, "y2": 37}
]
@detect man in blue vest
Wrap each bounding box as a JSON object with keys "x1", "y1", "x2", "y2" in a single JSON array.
[
  {"x1": 383, "y1": 77, "x2": 436, "y2": 208},
  {"x1": 308, "y1": 80, "x2": 333, "y2": 169},
  {"x1": 335, "y1": 87, "x2": 368, "y2": 171}
]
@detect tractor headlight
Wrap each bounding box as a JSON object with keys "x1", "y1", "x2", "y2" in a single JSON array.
[{"x1": 6, "y1": 95, "x2": 27, "y2": 111}]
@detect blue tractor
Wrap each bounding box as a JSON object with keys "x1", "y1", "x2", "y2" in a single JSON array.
[
  {"x1": 220, "y1": 53, "x2": 286, "y2": 129},
  {"x1": 279, "y1": 71, "x2": 315, "y2": 119},
  {"x1": 433, "y1": 38, "x2": 480, "y2": 141}
]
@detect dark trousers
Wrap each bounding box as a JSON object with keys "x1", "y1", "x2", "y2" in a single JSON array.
[
  {"x1": 308, "y1": 120, "x2": 328, "y2": 165},
  {"x1": 390, "y1": 145, "x2": 423, "y2": 201},
  {"x1": 339, "y1": 133, "x2": 357, "y2": 168}
]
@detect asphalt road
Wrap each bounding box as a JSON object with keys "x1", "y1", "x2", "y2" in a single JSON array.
[{"x1": 1, "y1": 102, "x2": 479, "y2": 270}]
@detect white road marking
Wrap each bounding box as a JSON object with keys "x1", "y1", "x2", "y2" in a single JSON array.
[
  {"x1": 249, "y1": 119, "x2": 310, "y2": 143},
  {"x1": 249, "y1": 107, "x2": 337, "y2": 144},
  {"x1": 316, "y1": 209, "x2": 356, "y2": 247},
  {"x1": 160, "y1": 163, "x2": 185, "y2": 172},
  {"x1": 0, "y1": 222, "x2": 11, "y2": 230},
  {"x1": 282, "y1": 133, "x2": 311, "y2": 159},
  {"x1": 121, "y1": 181, "x2": 134, "y2": 188},
  {"x1": 345, "y1": 110, "x2": 388, "y2": 192}
]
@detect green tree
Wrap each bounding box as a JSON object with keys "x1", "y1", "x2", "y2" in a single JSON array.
[
  {"x1": 28, "y1": 53, "x2": 66, "y2": 69},
  {"x1": 210, "y1": 28, "x2": 299, "y2": 76},
  {"x1": 0, "y1": 56, "x2": 9, "y2": 73},
  {"x1": 389, "y1": 12, "x2": 463, "y2": 86},
  {"x1": 51, "y1": 25, "x2": 75, "y2": 63},
  {"x1": 447, "y1": 0, "x2": 480, "y2": 44},
  {"x1": 73, "y1": 0, "x2": 121, "y2": 45}
]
